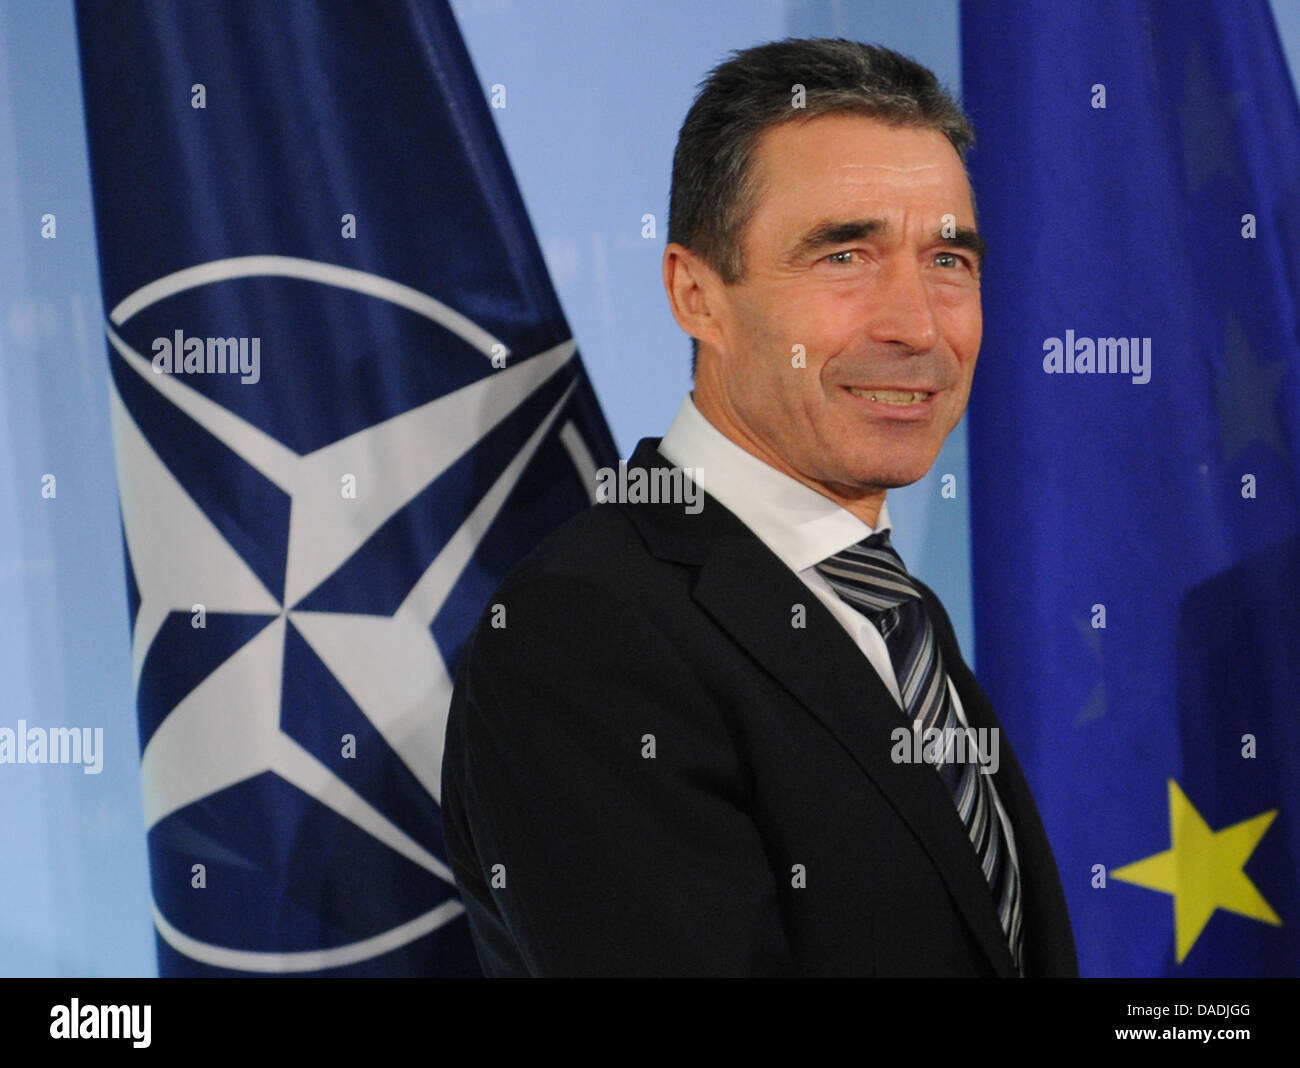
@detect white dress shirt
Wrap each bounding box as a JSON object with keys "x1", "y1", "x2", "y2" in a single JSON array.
[{"x1": 657, "y1": 392, "x2": 1018, "y2": 871}]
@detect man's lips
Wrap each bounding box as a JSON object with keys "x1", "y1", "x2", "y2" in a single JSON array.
[
  {"x1": 840, "y1": 384, "x2": 939, "y2": 417},
  {"x1": 842, "y1": 385, "x2": 936, "y2": 402}
]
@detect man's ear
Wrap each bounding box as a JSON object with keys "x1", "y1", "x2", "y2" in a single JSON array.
[{"x1": 663, "y1": 243, "x2": 726, "y2": 353}]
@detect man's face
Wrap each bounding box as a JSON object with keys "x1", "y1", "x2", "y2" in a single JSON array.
[{"x1": 689, "y1": 113, "x2": 983, "y2": 507}]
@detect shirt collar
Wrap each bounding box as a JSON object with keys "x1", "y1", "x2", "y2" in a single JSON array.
[{"x1": 657, "y1": 392, "x2": 892, "y2": 574}]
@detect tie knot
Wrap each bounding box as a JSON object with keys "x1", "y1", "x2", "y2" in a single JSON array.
[
  {"x1": 861, "y1": 528, "x2": 893, "y2": 552},
  {"x1": 814, "y1": 529, "x2": 919, "y2": 614}
]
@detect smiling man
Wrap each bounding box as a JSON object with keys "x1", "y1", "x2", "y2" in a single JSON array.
[
  {"x1": 441, "y1": 38, "x2": 1077, "y2": 977},
  {"x1": 676, "y1": 111, "x2": 985, "y2": 522}
]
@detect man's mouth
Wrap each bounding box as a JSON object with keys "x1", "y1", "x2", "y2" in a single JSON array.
[{"x1": 845, "y1": 386, "x2": 932, "y2": 406}]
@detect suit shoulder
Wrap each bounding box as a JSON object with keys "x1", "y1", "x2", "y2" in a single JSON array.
[
  {"x1": 450, "y1": 502, "x2": 701, "y2": 709},
  {"x1": 498, "y1": 501, "x2": 659, "y2": 594},
  {"x1": 458, "y1": 500, "x2": 695, "y2": 677}
]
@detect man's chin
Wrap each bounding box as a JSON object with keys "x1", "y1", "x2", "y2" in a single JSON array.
[
  {"x1": 832, "y1": 432, "x2": 945, "y2": 487},
  {"x1": 818, "y1": 468, "x2": 932, "y2": 503},
  {"x1": 845, "y1": 458, "x2": 940, "y2": 492},
  {"x1": 863, "y1": 473, "x2": 929, "y2": 492}
]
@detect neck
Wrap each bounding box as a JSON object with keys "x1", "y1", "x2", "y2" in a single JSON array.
[{"x1": 690, "y1": 387, "x2": 887, "y2": 529}]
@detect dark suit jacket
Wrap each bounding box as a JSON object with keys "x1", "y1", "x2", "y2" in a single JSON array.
[{"x1": 440, "y1": 437, "x2": 1077, "y2": 976}]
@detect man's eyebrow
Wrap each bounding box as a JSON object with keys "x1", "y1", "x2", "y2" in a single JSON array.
[
  {"x1": 785, "y1": 217, "x2": 987, "y2": 268},
  {"x1": 941, "y1": 226, "x2": 987, "y2": 268},
  {"x1": 786, "y1": 218, "x2": 885, "y2": 261}
]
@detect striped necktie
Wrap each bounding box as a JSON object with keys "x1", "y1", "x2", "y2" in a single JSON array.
[{"x1": 815, "y1": 529, "x2": 1025, "y2": 975}]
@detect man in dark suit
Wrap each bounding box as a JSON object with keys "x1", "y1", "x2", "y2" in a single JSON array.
[{"x1": 440, "y1": 37, "x2": 1077, "y2": 976}]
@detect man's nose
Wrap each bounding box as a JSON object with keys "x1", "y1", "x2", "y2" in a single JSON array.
[{"x1": 866, "y1": 259, "x2": 940, "y2": 353}]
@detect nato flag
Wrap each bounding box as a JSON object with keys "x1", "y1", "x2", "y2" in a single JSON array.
[
  {"x1": 75, "y1": 0, "x2": 616, "y2": 975},
  {"x1": 963, "y1": 1, "x2": 1300, "y2": 976}
]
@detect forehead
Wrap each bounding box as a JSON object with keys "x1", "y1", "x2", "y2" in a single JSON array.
[{"x1": 746, "y1": 114, "x2": 973, "y2": 229}]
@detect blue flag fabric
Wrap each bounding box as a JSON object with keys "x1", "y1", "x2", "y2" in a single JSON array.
[
  {"x1": 962, "y1": 1, "x2": 1300, "y2": 976},
  {"x1": 75, "y1": 0, "x2": 617, "y2": 976}
]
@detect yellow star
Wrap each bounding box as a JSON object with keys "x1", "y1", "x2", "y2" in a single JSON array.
[{"x1": 1112, "y1": 779, "x2": 1281, "y2": 963}]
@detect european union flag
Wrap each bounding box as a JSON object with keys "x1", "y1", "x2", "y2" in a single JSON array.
[
  {"x1": 75, "y1": 0, "x2": 616, "y2": 975},
  {"x1": 962, "y1": 0, "x2": 1300, "y2": 976}
]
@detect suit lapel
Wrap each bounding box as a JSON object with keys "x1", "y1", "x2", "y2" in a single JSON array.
[
  {"x1": 619, "y1": 438, "x2": 1020, "y2": 977},
  {"x1": 920, "y1": 584, "x2": 1077, "y2": 976}
]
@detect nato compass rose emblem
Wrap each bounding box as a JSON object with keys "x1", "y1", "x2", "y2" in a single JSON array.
[{"x1": 104, "y1": 256, "x2": 602, "y2": 974}]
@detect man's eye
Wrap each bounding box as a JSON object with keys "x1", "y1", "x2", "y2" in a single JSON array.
[
  {"x1": 934, "y1": 251, "x2": 968, "y2": 269},
  {"x1": 826, "y1": 250, "x2": 856, "y2": 265}
]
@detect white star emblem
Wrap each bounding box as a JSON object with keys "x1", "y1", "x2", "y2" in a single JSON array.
[{"x1": 108, "y1": 256, "x2": 597, "y2": 971}]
